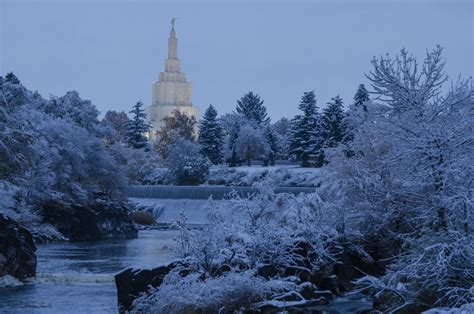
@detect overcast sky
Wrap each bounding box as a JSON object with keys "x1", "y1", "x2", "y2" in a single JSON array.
[{"x1": 1, "y1": 0, "x2": 472, "y2": 121}]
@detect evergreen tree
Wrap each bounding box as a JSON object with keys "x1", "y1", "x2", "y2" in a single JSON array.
[
  {"x1": 126, "y1": 101, "x2": 150, "y2": 149},
  {"x1": 353, "y1": 84, "x2": 370, "y2": 111},
  {"x1": 288, "y1": 91, "x2": 322, "y2": 167},
  {"x1": 5, "y1": 72, "x2": 20, "y2": 84},
  {"x1": 235, "y1": 91, "x2": 270, "y2": 125},
  {"x1": 198, "y1": 105, "x2": 223, "y2": 165},
  {"x1": 321, "y1": 95, "x2": 348, "y2": 150},
  {"x1": 226, "y1": 122, "x2": 240, "y2": 167},
  {"x1": 263, "y1": 126, "x2": 279, "y2": 166}
]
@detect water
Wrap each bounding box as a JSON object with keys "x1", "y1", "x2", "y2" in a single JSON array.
[
  {"x1": 0, "y1": 229, "x2": 177, "y2": 313},
  {"x1": 129, "y1": 197, "x2": 211, "y2": 224},
  {"x1": 128, "y1": 185, "x2": 315, "y2": 200}
]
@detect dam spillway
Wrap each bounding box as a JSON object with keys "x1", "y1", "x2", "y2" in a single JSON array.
[{"x1": 127, "y1": 185, "x2": 316, "y2": 200}]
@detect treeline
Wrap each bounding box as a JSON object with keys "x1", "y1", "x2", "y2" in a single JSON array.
[{"x1": 112, "y1": 83, "x2": 371, "y2": 185}]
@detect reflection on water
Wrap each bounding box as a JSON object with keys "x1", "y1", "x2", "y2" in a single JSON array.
[{"x1": 0, "y1": 230, "x2": 176, "y2": 313}]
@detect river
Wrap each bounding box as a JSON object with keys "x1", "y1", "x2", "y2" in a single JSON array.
[
  {"x1": 0, "y1": 194, "x2": 371, "y2": 313},
  {"x1": 0, "y1": 229, "x2": 176, "y2": 313}
]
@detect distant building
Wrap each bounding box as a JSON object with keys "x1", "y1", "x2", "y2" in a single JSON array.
[{"x1": 146, "y1": 19, "x2": 199, "y2": 141}]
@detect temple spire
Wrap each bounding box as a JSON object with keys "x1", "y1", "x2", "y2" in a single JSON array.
[{"x1": 168, "y1": 18, "x2": 178, "y2": 59}]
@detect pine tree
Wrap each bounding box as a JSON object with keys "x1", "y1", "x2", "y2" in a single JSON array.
[
  {"x1": 126, "y1": 101, "x2": 150, "y2": 149},
  {"x1": 226, "y1": 122, "x2": 240, "y2": 167},
  {"x1": 235, "y1": 91, "x2": 270, "y2": 125},
  {"x1": 353, "y1": 84, "x2": 370, "y2": 111},
  {"x1": 5, "y1": 72, "x2": 20, "y2": 84},
  {"x1": 263, "y1": 126, "x2": 279, "y2": 166},
  {"x1": 321, "y1": 95, "x2": 347, "y2": 150},
  {"x1": 288, "y1": 91, "x2": 322, "y2": 167},
  {"x1": 198, "y1": 105, "x2": 223, "y2": 165}
]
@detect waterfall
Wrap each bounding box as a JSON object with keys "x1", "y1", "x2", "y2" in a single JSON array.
[{"x1": 128, "y1": 185, "x2": 315, "y2": 200}]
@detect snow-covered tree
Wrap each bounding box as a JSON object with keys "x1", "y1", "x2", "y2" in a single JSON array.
[
  {"x1": 273, "y1": 118, "x2": 290, "y2": 160},
  {"x1": 156, "y1": 110, "x2": 197, "y2": 157},
  {"x1": 320, "y1": 95, "x2": 348, "y2": 150},
  {"x1": 220, "y1": 113, "x2": 247, "y2": 167},
  {"x1": 198, "y1": 105, "x2": 223, "y2": 165},
  {"x1": 263, "y1": 126, "x2": 279, "y2": 166},
  {"x1": 44, "y1": 90, "x2": 100, "y2": 134},
  {"x1": 101, "y1": 110, "x2": 130, "y2": 144},
  {"x1": 235, "y1": 91, "x2": 270, "y2": 126},
  {"x1": 126, "y1": 101, "x2": 150, "y2": 150},
  {"x1": 325, "y1": 46, "x2": 474, "y2": 311},
  {"x1": 353, "y1": 84, "x2": 370, "y2": 111},
  {"x1": 5, "y1": 72, "x2": 20, "y2": 84},
  {"x1": 0, "y1": 78, "x2": 128, "y2": 235},
  {"x1": 235, "y1": 125, "x2": 269, "y2": 166},
  {"x1": 288, "y1": 91, "x2": 323, "y2": 167},
  {"x1": 166, "y1": 136, "x2": 210, "y2": 185}
]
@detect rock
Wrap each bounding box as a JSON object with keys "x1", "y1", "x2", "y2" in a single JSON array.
[
  {"x1": 0, "y1": 214, "x2": 37, "y2": 280},
  {"x1": 131, "y1": 211, "x2": 155, "y2": 226},
  {"x1": 299, "y1": 282, "x2": 317, "y2": 300},
  {"x1": 115, "y1": 263, "x2": 178, "y2": 313},
  {"x1": 317, "y1": 275, "x2": 340, "y2": 295},
  {"x1": 274, "y1": 291, "x2": 305, "y2": 302},
  {"x1": 284, "y1": 266, "x2": 313, "y2": 282},
  {"x1": 41, "y1": 199, "x2": 138, "y2": 242},
  {"x1": 331, "y1": 236, "x2": 379, "y2": 292},
  {"x1": 312, "y1": 290, "x2": 335, "y2": 302},
  {"x1": 257, "y1": 264, "x2": 280, "y2": 279}
]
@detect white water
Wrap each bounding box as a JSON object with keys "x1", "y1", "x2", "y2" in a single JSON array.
[
  {"x1": 128, "y1": 185, "x2": 316, "y2": 200},
  {"x1": 0, "y1": 229, "x2": 177, "y2": 313},
  {"x1": 129, "y1": 197, "x2": 211, "y2": 224}
]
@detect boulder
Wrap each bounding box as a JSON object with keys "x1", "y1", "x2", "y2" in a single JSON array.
[
  {"x1": 41, "y1": 199, "x2": 138, "y2": 242},
  {"x1": 0, "y1": 214, "x2": 37, "y2": 280},
  {"x1": 115, "y1": 263, "x2": 178, "y2": 313},
  {"x1": 317, "y1": 275, "x2": 340, "y2": 295},
  {"x1": 257, "y1": 264, "x2": 280, "y2": 279},
  {"x1": 131, "y1": 211, "x2": 155, "y2": 226}
]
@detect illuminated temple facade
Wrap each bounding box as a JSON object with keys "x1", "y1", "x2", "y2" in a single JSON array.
[{"x1": 146, "y1": 19, "x2": 199, "y2": 141}]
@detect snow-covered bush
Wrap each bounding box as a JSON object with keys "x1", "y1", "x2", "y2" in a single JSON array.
[
  {"x1": 132, "y1": 270, "x2": 296, "y2": 314},
  {"x1": 112, "y1": 144, "x2": 164, "y2": 185},
  {"x1": 133, "y1": 186, "x2": 336, "y2": 312},
  {"x1": 166, "y1": 136, "x2": 210, "y2": 185},
  {"x1": 355, "y1": 233, "x2": 474, "y2": 312}
]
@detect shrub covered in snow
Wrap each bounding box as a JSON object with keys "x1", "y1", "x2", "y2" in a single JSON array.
[
  {"x1": 132, "y1": 187, "x2": 338, "y2": 312},
  {"x1": 132, "y1": 270, "x2": 296, "y2": 313},
  {"x1": 166, "y1": 136, "x2": 211, "y2": 185}
]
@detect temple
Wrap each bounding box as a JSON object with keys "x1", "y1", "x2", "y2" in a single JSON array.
[{"x1": 146, "y1": 18, "x2": 199, "y2": 141}]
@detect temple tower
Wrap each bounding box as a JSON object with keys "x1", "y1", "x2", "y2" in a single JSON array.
[{"x1": 147, "y1": 18, "x2": 199, "y2": 140}]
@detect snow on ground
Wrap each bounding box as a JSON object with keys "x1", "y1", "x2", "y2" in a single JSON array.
[{"x1": 214, "y1": 164, "x2": 321, "y2": 174}]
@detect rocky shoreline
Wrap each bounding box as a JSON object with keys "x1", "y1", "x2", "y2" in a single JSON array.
[
  {"x1": 1, "y1": 199, "x2": 137, "y2": 283},
  {"x1": 115, "y1": 236, "x2": 384, "y2": 313},
  {"x1": 0, "y1": 214, "x2": 37, "y2": 280}
]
